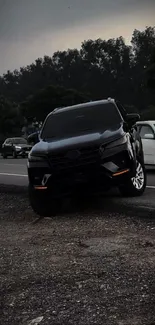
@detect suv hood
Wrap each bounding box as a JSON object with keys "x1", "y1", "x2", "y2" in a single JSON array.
[{"x1": 31, "y1": 124, "x2": 125, "y2": 155}]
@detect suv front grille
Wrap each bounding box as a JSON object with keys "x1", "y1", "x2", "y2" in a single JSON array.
[{"x1": 49, "y1": 147, "x2": 99, "y2": 171}]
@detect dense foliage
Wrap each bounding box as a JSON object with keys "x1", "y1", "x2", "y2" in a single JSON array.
[
  {"x1": 0, "y1": 26, "x2": 155, "y2": 140},
  {"x1": 20, "y1": 85, "x2": 89, "y2": 122}
]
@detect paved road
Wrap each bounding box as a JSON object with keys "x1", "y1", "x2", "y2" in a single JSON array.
[
  {"x1": 0, "y1": 157, "x2": 155, "y2": 188},
  {"x1": 0, "y1": 158, "x2": 28, "y2": 186}
]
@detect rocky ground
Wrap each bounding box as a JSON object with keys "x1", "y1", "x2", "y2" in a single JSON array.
[{"x1": 0, "y1": 186, "x2": 155, "y2": 325}]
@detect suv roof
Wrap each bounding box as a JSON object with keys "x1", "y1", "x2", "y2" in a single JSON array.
[{"x1": 51, "y1": 98, "x2": 115, "y2": 116}]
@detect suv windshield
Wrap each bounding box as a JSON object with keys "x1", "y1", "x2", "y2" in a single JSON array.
[
  {"x1": 10, "y1": 138, "x2": 27, "y2": 144},
  {"x1": 41, "y1": 103, "x2": 122, "y2": 140}
]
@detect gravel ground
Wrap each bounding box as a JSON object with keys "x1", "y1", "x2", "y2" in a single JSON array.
[{"x1": 0, "y1": 187, "x2": 155, "y2": 325}]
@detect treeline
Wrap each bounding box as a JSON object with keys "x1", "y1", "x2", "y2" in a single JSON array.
[{"x1": 0, "y1": 26, "x2": 155, "y2": 139}]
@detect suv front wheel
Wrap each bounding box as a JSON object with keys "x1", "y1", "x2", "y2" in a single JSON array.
[
  {"x1": 28, "y1": 184, "x2": 62, "y2": 217},
  {"x1": 119, "y1": 160, "x2": 146, "y2": 197}
]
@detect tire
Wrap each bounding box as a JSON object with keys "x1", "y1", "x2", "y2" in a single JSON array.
[
  {"x1": 119, "y1": 160, "x2": 146, "y2": 197},
  {"x1": 28, "y1": 184, "x2": 62, "y2": 217}
]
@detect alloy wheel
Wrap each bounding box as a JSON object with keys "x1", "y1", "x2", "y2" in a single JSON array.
[{"x1": 131, "y1": 162, "x2": 144, "y2": 190}]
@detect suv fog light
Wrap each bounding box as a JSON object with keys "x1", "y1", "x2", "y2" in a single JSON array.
[
  {"x1": 113, "y1": 169, "x2": 129, "y2": 176},
  {"x1": 101, "y1": 162, "x2": 118, "y2": 173},
  {"x1": 34, "y1": 186, "x2": 47, "y2": 190}
]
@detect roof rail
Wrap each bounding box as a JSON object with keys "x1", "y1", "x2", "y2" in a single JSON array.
[
  {"x1": 107, "y1": 97, "x2": 111, "y2": 100},
  {"x1": 107, "y1": 97, "x2": 114, "y2": 101}
]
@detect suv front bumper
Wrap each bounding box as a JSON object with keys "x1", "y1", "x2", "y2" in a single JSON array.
[{"x1": 28, "y1": 143, "x2": 137, "y2": 198}]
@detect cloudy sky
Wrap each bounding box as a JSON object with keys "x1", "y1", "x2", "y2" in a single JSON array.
[{"x1": 0, "y1": 0, "x2": 155, "y2": 75}]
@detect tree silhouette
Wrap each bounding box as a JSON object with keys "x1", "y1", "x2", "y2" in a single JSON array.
[{"x1": 0, "y1": 26, "x2": 155, "y2": 138}]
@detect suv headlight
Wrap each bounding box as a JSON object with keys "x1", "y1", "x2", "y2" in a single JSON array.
[
  {"x1": 99, "y1": 136, "x2": 127, "y2": 154},
  {"x1": 105, "y1": 135, "x2": 127, "y2": 149},
  {"x1": 15, "y1": 146, "x2": 21, "y2": 150}
]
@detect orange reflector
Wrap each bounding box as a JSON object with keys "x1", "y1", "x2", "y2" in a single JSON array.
[
  {"x1": 34, "y1": 186, "x2": 47, "y2": 190},
  {"x1": 113, "y1": 169, "x2": 129, "y2": 177}
]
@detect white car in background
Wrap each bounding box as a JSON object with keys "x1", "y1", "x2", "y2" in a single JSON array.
[{"x1": 137, "y1": 121, "x2": 155, "y2": 166}]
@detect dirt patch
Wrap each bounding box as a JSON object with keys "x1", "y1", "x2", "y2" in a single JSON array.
[{"x1": 0, "y1": 191, "x2": 155, "y2": 324}]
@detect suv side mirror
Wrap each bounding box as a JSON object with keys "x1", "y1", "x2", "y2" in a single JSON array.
[{"x1": 126, "y1": 113, "x2": 140, "y2": 127}]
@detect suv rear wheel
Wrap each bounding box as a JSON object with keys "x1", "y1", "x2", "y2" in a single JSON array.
[
  {"x1": 119, "y1": 160, "x2": 146, "y2": 197},
  {"x1": 28, "y1": 184, "x2": 62, "y2": 217}
]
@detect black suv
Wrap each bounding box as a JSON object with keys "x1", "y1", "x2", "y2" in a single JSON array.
[{"x1": 28, "y1": 99, "x2": 146, "y2": 217}]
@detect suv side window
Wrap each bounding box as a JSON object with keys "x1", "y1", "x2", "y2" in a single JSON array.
[{"x1": 139, "y1": 125, "x2": 154, "y2": 139}]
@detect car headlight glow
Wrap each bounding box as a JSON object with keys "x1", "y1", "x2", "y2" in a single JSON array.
[{"x1": 15, "y1": 146, "x2": 21, "y2": 150}]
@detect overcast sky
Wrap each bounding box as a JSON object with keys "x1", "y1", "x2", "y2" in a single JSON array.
[{"x1": 0, "y1": 0, "x2": 155, "y2": 75}]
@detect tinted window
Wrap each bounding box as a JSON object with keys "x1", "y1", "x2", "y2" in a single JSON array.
[
  {"x1": 139, "y1": 125, "x2": 154, "y2": 139},
  {"x1": 41, "y1": 103, "x2": 122, "y2": 139},
  {"x1": 5, "y1": 139, "x2": 11, "y2": 144}
]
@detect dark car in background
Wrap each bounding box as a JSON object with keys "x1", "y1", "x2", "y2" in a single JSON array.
[
  {"x1": 2, "y1": 137, "x2": 32, "y2": 158},
  {"x1": 28, "y1": 98, "x2": 146, "y2": 217}
]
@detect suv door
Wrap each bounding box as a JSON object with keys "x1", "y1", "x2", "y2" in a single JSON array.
[{"x1": 139, "y1": 124, "x2": 155, "y2": 165}]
